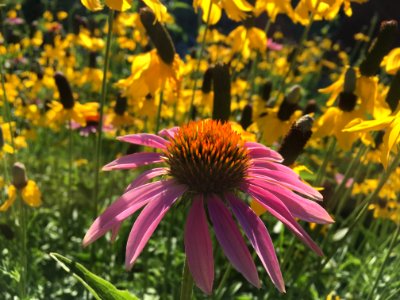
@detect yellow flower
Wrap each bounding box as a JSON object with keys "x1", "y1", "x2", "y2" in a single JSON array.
[
  {"x1": 81, "y1": 0, "x2": 168, "y2": 22},
  {"x1": 228, "y1": 25, "x2": 267, "y2": 60},
  {"x1": 343, "y1": 111, "x2": 400, "y2": 168},
  {"x1": 46, "y1": 101, "x2": 99, "y2": 128},
  {"x1": 382, "y1": 48, "x2": 400, "y2": 75},
  {"x1": 115, "y1": 49, "x2": 182, "y2": 101},
  {"x1": 193, "y1": 0, "x2": 253, "y2": 24},
  {"x1": 254, "y1": 0, "x2": 295, "y2": 22},
  {"x1": 0, "y1": 180, "x2": 41, "y2": 212}
]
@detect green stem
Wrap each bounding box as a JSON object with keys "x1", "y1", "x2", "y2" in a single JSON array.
[
  {"x1": 215, "y1": 263, "x2": 232, "y2": 299},
  {"x1": 92, "y1": 9, "x2": 114, "y2": 218},
  {"x1": 18, "y1": 194, "x2": 27, "y2": 299},
  {"x1": 155, "y1": 92, "x2": 164, "y2": 134},
  {"x1": 314, "y1": 138, "x2": 336, "y2": 187},
  {"x1": 187, "y1": 0, "x2": 213, "y2": 122},
  {"x1": 333, "y1": 143, "x2": 368, "y2": 213},
  {"x1": 179, "y1": 258, "x2": 194, "y2": 300},
  {"x1": 320, "y1": 149, "x2": 400, "y2": 269},
  {"x1": 67, "y1": 120, "x2": 73, "y2": 206},
  {"x1": 366, "y1": 223, "x2": 400, "y2": 300}
]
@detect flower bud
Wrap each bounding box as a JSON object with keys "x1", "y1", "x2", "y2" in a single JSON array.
[
  {"x1": 260, "y1": 81, "x2": 272, "y2": 102},
  {"x1": 343, "y1": 67, "x2": 356, "y2": 93},
  {"x1": 277, "y1": 85, "x2": 301, "y2": 121},
  {"x1": 385, "y1": 70, "x2": 400, "y2": 113},
  {"x1": 0, "y1": 127, "x2": 4, "y2": 148},
  {"x1": 212, "y1": 63, "x2": 231, "y2": 122},
  {"x1": 360, "y1": 20, "x2": 398, "y2": 77},
  {"x1": 139, "y1": 8, "x2": 175, "y2": 65},
  {"x1": 278, "y1": 115, "x2": 313, "y2": 166},
  {"x1": 12, "y1": 162, "x2": 28, "y2": 190},
  {"x1": 240, "y1": 104, "x2": 253, "y2": 130},
  {"x1": 201, "y1": 66, "x2": 213, "y2": 94},
  {"x1": 338, "y1": 92, "x2": 357, "y2": 112},
  {"x1": 303, "y1": 99, "x2": 318, "y2": 115},
  {"x1": 54, "y1": 72, "x2": 74, "y2": 109},
  {"x1": 114, "y1": 93, "x2": 128, "y2": 116},
  {"x1": 89, "y1": 52, "x2": 97, "y2": 68}
]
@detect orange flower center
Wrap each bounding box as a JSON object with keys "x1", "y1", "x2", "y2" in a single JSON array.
[{"x1": 164, "y1": 120, "x2": 250, "y2": 194}]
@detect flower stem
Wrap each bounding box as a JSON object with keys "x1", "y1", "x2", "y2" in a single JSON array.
[
  {"x1": 18, "y1": 194, "x2": 27, "y2": 299},
  {"x1": 314, "y1": 137, "x2": 336, "y2": 187},
  {"x1": 92, "y1": 9, "x2": 114, "y2": 218},
  {"x1": 187, "y1": 1, "x2": 213, "y2": 122},
  {"x1": 179, "y1": 258, "x2": 194, "y2": 300},
  {"x1": 155, "y1": 92, "x2": 164, "y2": 134},
  {"x1": 333, "y1": 143, "x2": 368, "y2": 214},
  {"x1": 366, "y1": 222, "x2": 400, "y2": 300},
  {"x1": 67, "y1": 120, "x2": 73, "y2": 206},
  {"x1": 215, "y1": 263, "x2": 232, "y2": 299}
]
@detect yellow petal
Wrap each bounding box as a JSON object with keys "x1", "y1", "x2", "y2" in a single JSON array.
[
  {"x1": 81, "y1": 0, "x2": 104, "y2": 11},
  {"x1": 21, "y1": 180, "x2": 42, "y2": 208},
  {"x1": 250, "y1": 199, "x2": 267, "y2": 216},
  {"x1": 142, "y1": 0, "x2": 168, "y2": 22},
  {"x1": 105, "y1": 0, "x2": 132, "y2": 11},
  {"x1": 0, "y1": 185, "x2": 16, "y2": 212},
  {"x1": 343, "y1": 116, "x2": 394, "y2": 132},
  {"x1": 385, "y1": 48, "x2": 400, "y2": 75}
]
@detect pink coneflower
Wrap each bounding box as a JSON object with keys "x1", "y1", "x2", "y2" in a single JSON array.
[{"x1": 83, "y1": 120, "x2": 333, "y2": 294}]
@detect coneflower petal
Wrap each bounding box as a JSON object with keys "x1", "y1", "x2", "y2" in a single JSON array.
[
  {"x1": 244, "y1": 142, "x2": 284, "y2": 162},
  {"x1": 125, "y1": 167, "x2": 169, "y2": 192},
  {"x1": 248, "y1": 168, "x2": 323, "y2": 200},
  {"x1": 102, "y1": 152, "x2": 163, "y2": 171},
  {"x1": 250, "y1": 180, "x2": 333, "y2": 224},
  {"x1": 208, "y1": 195, "x2": 260, "y2": 288},
  {"x1": 83, "y1": 180, "x2": 177, "y2": 246},
  {"x1": 185, "y1": 196, "x2": 214, "y2": 295},
  {"x1": 125, "y1": 184, "x2": 187, "y2": 269},
  {"x1": 158, "y1": 126, "x2": 179, "y2": 139},
  {"x1": 226, "y1": 193, "x2": 285, "y2": 293},
  {"x1": 243, "y1": 183, "x2": 323, "y2": 256},
  {"x1": 117, "y1": 133, "x2": 168, "y2": 149}
]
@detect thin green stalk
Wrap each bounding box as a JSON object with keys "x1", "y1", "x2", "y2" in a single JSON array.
[
  {"x1": 366, "y1": 223, "x2": 400, "y2": 300},
  {"x1": 92, "y1": 9, "x2": 114, "y2": 218},
  {"x1": 215, "y1": 263, "x2": 232, "y2": 300},
  {"x1": 333, "y1": 143, "x2": 368, "y2": 213},
  {"x1": 179, "y1": 258, "x2": 194, "y2": 300},
  {"x1": 155, "y1": 92, "x2": 164, "y2": 134},
  {"x1": 18, "y1": 194, "x2": 28, "y2": 299},
  {"x1": 320, "y1": 149, "x2": 400, "y2": 269},
  {"x1": 314, "y1": 138, "x2": 336, "y2": 187},
  {"x1": 188, "y1": 0, "x2": 213, "y2": 121},
  {"x1": 67, "y1": 120, "x2": 73, "y2": 206}
]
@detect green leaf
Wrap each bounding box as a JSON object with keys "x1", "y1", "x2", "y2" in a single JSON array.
[{"x1": 50, "y1": 253, "x2": 138, "y2": 300}]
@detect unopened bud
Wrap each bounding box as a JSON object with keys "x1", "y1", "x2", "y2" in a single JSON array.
[
  {"x1": 202, "y1": 67, "x2": 213, "y2": 94},
  {"x1": 240, "y1": 104, "x2": 253, "y2": 130},
  {"x1": 212, "y1": 63, "x2": 231, "y2": 122},
  {"x1": 0, "y1": 127, "x2": 4, "y2": 148},
  {"x1": 114, "y1": 93, "x2": 127, "y2": 116},
  {"x1": 260, "y1": 81, "x2": 272, "y2": 102},
  {"x1": 12, "y1": 162, "x2": 28, "y2": 190},
  {"x1": 303, "y1": 99, "x2": 318, "y2": 115},
  {"x1": 343, "y1": 67, "x2": 356, "y2": 93},
  {"x1": 385, "y1": 70, "x2": 400, "y2": 112},
  {"x1": 54, "y1": 72, "x2": 74, "y2": 109},
  {"x1": 278, "y1": 115, "x2": 313, "y2": 166},
  {"x1": 139, "y1": 8, "x2": 175, "y2": 65},
  {"x1": 360, "y1": 20, "x2": 398, "y2": 76},
  {"x1": 277, "y1": 85, "x2": 301, "y2": 121},
  {"x1": 338, "y1": 92, "x2": 357, "y2": 112},
  {"x1": 89, "y1": 52, "x2": 97, "y2": 68}
]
